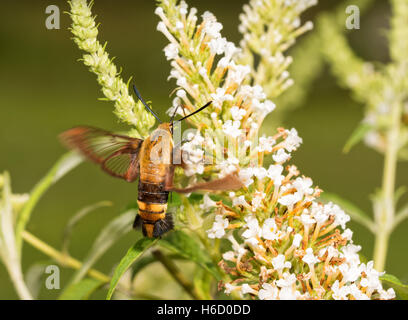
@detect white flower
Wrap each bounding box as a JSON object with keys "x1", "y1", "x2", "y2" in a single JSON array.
[
  {"x1": 222, "y1": 120, "x2": 242, "y2": 138},
  {"x1": 324, "y1": 202, "x2": 350, "y2": 229},
  {"x1": 241, "y1": 284, "x2": 257, "y2": 295},
  {"x1": 272, "y1": 254, "x2": 292, "y2": 272},
  {"x1": 242, "y1": 215, "x2": 261, "y2": 240},
  {"x1": 258, "y1": 283, "x2": 279, "y2": 300},
  {"x1": 225, "y1": 41, "x2": 240, "y2": 59},
  {"x1": 342, "y1": 229, "x2": 353, "y2": 241},
  {"x1": 217, "y1": 156, "x2": 239, "y2": 177},
  {"x1": 211, "y1": 88, "x2": 234, "y2": 109},
  {"x1": 207, "y1": 215, "x2": 229, "y2": 239},
  {"x1": 224, "y1": 283, "x2": 236, "y2": 295},
  {"x1": 283, "y1": 128, "x2": 302, "y2": 152},
  {"x1": 204, "y1": 20, "x2": 223, "y2": 38},
  {"x1": 230, "y1": 106, "x2": 246, "y2": 121},
  {"x1": 278, "y1": 192, "x2": 302, "y2": 209},
  {"x1": 228, "y1": 234, "x2": 247, "y2": 257},
  {"x1": 276, "y1": 273, "x2": 300, "y2": 300},
  {"x1": 229, "y1": 63, "x2": 251, "y2": 84},
  {"x1": 238, "y1": 168, "x2": 254, "y2": 187},
  {"x1": 251, "y1": 192, "x2": 265, "y2": 211},
  {"x1": 222, "y1": 251, "x2": 235, "y2": 261},
  {"x1": 258, "y1": 136, "x2": 276, "y2": 153},
  {"x1": 302, "y1": 248, "x2": 319, "y2": 266},
  {"x1": 331, "y1": 280, "x2": 350, "y2": 300},
  {"x1": 251, "y1": 99, "x2": 276, "y2": 115},
  {"x1": 208, "y1": 37, "x2": 227, "y2": 55},
  {"x1": 272, "y1": 149, "x2": 290, "y2": 163},
  {"x1": 379, "y1": 288, "x2": 396, "y2": 300},
  {"x1": 339, "y1": 263, "x2": 361, "y2": 283},
  {"x1": 359, "y1": 261, "x2": 382, "y2": 293},
  {"x1": 253, "y1": 167, "x2": 268, "y2": 180},
  {"x1": 232, "y1": 195, "x2": 247, "y2": 207},
  {"x1": 267, "y1": 164, "x2": 284, "y2": 186},
  {"x1": 311, "y1": 203, "x2": 329, "y2": 225},
  {"x1": 200, "y1": 194, "x2": 217, "y2": 210},
  {"x1": 347, "y1": 284, "x2": 368, "y2": 299},
  {"x1": 262, "y1": 218, "x2": 280, "y2": 241},
  {"x1": 292, "y1": 234, "x2": 303, "y2": 248},
  {"x1": 292, "y1": 177, "x2": 313, "y2": 196},
  {"x1": 299, "y1": 213, "x2": 316, "y2": 228}
]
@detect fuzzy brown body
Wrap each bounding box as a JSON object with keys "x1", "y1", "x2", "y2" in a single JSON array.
[{"x1": 136, "y1": 124, "x2": 174, "y2": 238}]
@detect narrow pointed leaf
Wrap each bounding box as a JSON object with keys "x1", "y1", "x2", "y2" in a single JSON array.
[
  {"x1": 62, "y1": 201, "x2": 112, "y2": 255},
  {"x1": 69, "y1": 209, "x2": 136, "y2": 284},
  {"x1": 380, "y1": 274, "x2": 408, "y2": 300},
  {"x1": 343, "y1": 123, "x2": 373, "y2": 153},
  {"x1": 106, "y1": 238, "x2": 157, "y2": 300},
  {"x1": 16, "y1": 152, "x2": 83, "y2": 252}
]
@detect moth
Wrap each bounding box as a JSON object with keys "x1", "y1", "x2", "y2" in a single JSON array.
[{"x1": 60, "y1": 85, "x2": 243, "y2": 238}]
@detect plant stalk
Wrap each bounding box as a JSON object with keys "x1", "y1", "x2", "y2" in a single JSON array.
[
  {"x1": 22, "y1": 230, "x2": 110, "y2": 283},
  {"x1": 373, "y1": 101, "x2": 401, "y2": 271}
]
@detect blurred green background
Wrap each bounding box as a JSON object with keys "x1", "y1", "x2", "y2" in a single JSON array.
[{"x1": 0, "y1": 0, "x2": 407, "y2": 299}]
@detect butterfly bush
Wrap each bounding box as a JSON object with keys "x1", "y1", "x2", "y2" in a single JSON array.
[
  {"x1": 68, "y1": 0, "x2": 156, "y2": 138},
  {"x1": 319, "y1": 0, "x2": 408, "y2": 159},
  {"x1": 156, "y1": 0, "x2": 395, "y2": 300}
]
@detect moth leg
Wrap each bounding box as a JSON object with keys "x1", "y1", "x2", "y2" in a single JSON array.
[{"x1": 153, "y1": 214, "x2": 174, "y2": 237}]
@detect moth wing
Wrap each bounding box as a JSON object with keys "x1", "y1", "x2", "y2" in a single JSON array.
[
  {"x1": 167, "y1": 173, "x2": 243, "y2": 193},
  {"x1": 60, "y1": 126, "x2": 143, "y2": 182}
]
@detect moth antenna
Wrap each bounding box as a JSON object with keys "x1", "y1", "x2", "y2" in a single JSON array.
[
  {"x1": 133, "y1": 84, "x2": 162, "y2": 123},
  {"x1": 178, "y1": 101, "x2": 212, "y2": 122}
]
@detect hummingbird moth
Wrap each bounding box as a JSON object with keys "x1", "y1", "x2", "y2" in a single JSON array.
[{"x1": 60, "y1": 85, "x2": 243, "y2": 237}]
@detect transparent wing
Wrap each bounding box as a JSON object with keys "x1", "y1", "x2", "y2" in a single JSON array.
[{"x1": 60, "y1": 126, "x2": 143, "y2": 182}]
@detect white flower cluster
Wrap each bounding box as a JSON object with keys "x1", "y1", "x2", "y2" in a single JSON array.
[
  {"x1": 156, "y1": 0, "x2": 277, "y2": 140},
  {"x1": 237, "y1": 0, "x2": 317, "y2": 98},
  {"x1": 213, "y1": 163, "x2": 395, "y2": 299},
  {"x1": 156, "y1": 0, "x2": 395, "y2": 300}
]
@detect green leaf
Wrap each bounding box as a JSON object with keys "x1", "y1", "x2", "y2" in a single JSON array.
[
  {"x1": 59, "y1": 278, "x2": 104, "y2": 300},
  {"x1": 16, "y1": 152, "x2": 83, "y2": 252},
  {"x1": 343, "y1": 123, "x2": 373, "y2": 153},
  {"x1": 160, "y1": 230, "x2": 221, "y2": 280},
  {"x1": 380, "y1": 274, "x2": 408, "y2": 300},
  {"x1": 320, "y1": 192, "x2": 376, "y2": 232},
  {"x1": 106, "y1": 238, "x2": 158, "y2": 300},
  {"x1": 69, "y1": 208, "x2": 136, "y2": 284},
  {"x1": 62, "y1": 201, "x2": 112, "y2": 255}
]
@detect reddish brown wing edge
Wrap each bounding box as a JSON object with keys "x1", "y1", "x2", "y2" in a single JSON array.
[
  {"x1": 167, "y1": 173, "x2": 243, "y2": 193},
  {"x1": 59, "y1": 126, "x2": 143, "y2": 182}
]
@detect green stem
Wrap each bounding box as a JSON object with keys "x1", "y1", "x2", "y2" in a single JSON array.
[
  {"x1": 152, "y1": 249, "x2": 201, "y2": 300},
  {"x1": 22, "y1": 231, "x2": 111, "y2": 283},
  {"x1": 373, "y1": 101, "x2": 401, "y2": 271}
]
